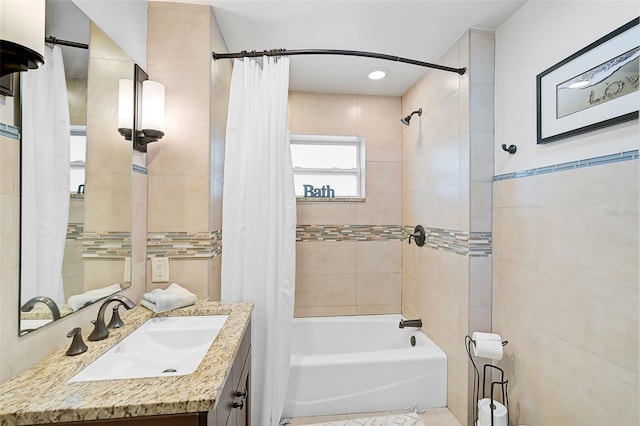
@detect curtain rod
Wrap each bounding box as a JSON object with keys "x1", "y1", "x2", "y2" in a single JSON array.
[
  {"x1": 212, "y1": 49, "x2": 466, "y2": 75},
  {"x1": 45, "y1": 36, "x2": 89, "y2": 50}
]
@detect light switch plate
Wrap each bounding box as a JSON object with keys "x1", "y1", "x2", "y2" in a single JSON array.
[{"x1": 151, "y1": 257, "x2": 169, "y2": 282}]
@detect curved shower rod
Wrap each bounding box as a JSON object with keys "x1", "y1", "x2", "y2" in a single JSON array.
[{"x1": 212, "y1": 49, "x2": 466, "y2": 75}]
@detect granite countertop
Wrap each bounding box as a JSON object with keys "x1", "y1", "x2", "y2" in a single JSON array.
[{"x1": 0, "y1": 300, "x2": 253, "y2": 425}]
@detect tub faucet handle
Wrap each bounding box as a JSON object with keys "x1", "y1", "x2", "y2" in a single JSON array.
[{"x1": 408, "y1": 225, "x2": 425, "y2": 247}]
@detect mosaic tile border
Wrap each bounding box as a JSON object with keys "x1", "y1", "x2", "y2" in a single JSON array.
[
  {"x1": 296, "y1": 225, "x2": 404, "y2": 241},
  {"x1": 403, "y1": 226, "x2": 492, "y2": 257},
  {"x1": 0, "y1": 122, "x2": 20, "y2": 140},
  {"x1": 83, "y1": 231, "x2": 131, "y2": 259},
  {"x1": 66, "y1": 223, "x2": 83, "y2": 241},
  {"x1": 147, "y1": 230, "x2": 222, "y2": 259},
  {"x1": 493, "y1": 149, "x2": 638, "y2": 181}
]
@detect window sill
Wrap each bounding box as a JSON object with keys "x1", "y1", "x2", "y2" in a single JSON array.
[{"x1": 296, "y1": 197, "x2": 365, "y2": 203}]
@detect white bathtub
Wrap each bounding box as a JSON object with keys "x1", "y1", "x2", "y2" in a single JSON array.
[{"x1": 282, "y1": 314, "x2": 447, "y2": 418}]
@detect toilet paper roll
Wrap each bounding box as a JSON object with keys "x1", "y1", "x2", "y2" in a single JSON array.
[
  {"x1": 472, "y1": 332, "x2": 504, "y2": 360},
  {"x1": 472, "y1": 332, "x2": 501, "y2": 342},
  {"x1": 478, "y1": 398, "x2": 507, "y2": 426}
]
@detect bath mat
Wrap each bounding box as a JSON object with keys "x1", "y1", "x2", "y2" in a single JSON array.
[{"x1": 302, "y1": 412, "x2": 425, "y2": 426}]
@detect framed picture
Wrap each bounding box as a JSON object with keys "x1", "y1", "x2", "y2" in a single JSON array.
[{"x1": 537, "y1": 17, "x2": 639, "y2": 144}]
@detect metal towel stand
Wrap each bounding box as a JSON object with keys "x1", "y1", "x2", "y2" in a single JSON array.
[{"x1": 465, "y1": 335, "x2": 509, "y2": 426}]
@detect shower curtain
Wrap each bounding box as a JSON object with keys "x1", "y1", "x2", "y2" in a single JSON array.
[
  {"x1": 221, "y1": 56, "x2": 296, "y2": 426},
  {"x1": 20, "y1": 45, "x2": 70, "y2": 307}
]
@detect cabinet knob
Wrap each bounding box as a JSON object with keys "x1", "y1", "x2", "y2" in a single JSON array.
[
  {"x1": 235, "y1": 390, "x2": 247, "y2": 398},
  {"x1": 232, "y1": 401, "x2": 244, "y2": 409}
]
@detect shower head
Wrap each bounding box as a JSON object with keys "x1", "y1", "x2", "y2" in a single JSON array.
[{"x1": 401, "y1": 108, "x2": 423, "y2": 126}]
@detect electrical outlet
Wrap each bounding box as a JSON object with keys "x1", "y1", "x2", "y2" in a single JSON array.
[{"x1": 151, "y1": 257, "x2": 169, "y2": 282}]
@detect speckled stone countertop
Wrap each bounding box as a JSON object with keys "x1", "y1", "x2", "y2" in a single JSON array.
[{"x1": 0, "y1": 300, "x2": 253, "y2": 425}]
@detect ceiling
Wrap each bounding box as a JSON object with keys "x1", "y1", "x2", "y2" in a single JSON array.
[{"x1": 208, "y1": 0, "x2": 527, "y2": 96}]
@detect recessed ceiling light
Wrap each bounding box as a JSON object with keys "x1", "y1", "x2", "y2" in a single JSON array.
[{"x1": 368, "y1": 69, "x2": 387, "y2": 80}]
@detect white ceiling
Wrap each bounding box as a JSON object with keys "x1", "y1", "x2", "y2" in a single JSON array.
[{"x1": 208, "y1": 0, "x2": 527, "y2": 96}]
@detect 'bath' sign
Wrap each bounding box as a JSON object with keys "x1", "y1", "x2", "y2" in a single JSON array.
[{"x1": 303, "y1": 184, "x2": 335, "y2": 198}]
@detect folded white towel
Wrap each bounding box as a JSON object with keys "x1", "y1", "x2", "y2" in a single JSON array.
[
  {"x1": 141, "y1": 283, "x2": 197, "y2": 313},
  {"x1": 67, "y1": 283, "x2": 122, "y2": 311}
]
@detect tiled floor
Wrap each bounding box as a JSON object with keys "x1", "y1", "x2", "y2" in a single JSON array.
[{"x1": 286, "y1": 408, "x2": 461, "y2": 426}]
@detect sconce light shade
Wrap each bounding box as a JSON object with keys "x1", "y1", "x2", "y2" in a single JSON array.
[
  {"x1": 141, "y1": 80, "x2": 165, "y2": 138},
  {"x1": 117, "y1": 79, "x2": 133, "y2": 140}
]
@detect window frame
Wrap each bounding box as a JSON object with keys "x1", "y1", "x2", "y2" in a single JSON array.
[{"x1": 290, "y1": 134, "x2": 366, "y2": 199}]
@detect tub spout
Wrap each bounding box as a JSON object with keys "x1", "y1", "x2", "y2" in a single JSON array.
[{"x1": 399, "y1": 319, "x2": 422, "y2": 328}]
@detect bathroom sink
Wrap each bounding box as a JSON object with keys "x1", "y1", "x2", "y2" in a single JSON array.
[{"x1": 68, "y1": 315, "x2": 228, "y2": 382}]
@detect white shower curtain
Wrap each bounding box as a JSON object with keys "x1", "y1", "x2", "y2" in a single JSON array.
[
  {"x1": 221, "y1": 56, "x2": 296, "y2": 426},
  {"x1": 20, "y1": 45, "x2": 70, "y2": 307}
]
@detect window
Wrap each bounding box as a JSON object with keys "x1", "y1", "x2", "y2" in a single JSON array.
[
  {"x1": 290, "y1": 134, "x2": 365, "y2": 198},
  {"x1": 69, "y1": 125, "x2": 86, "y2": 193}
]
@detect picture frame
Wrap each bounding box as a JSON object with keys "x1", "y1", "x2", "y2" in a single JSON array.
[{"x1": 536, "y1": 17, "x2": 639, "y2": 144}]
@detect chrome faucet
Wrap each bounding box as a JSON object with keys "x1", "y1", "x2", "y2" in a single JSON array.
[
  {"x1": 21, "y1": 296, "x2": 61, "y2": 320},
  {"x1": 88, "y1": 295, "x2": 136, "y2": 341}
]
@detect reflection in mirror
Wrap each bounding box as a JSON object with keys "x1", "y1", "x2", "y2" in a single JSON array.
[{"x1": 19, "y1": 0, "x2": 134, "y2": 336}]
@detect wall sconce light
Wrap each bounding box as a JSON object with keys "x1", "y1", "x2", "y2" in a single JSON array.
[{"x1": 118, "y1": 65, "x2": 165, "y2": 152}]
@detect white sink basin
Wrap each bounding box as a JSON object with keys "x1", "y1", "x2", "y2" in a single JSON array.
[{"x1": 68, "y1": 315, "x2": 228, "y2": 382}]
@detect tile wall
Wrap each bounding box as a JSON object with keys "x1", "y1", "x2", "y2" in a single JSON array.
[
  {"x1": 145, "y1": 2, "x2": 231, "y2": 300},
  {"x1": 492, "y1": 158, "x2": 639, "y2": 425},
  {"x1": 401, "y1": 30, "x2": 494, "y2": 424},
  {"x1": 493, "y1": 2, "x2": 639, "y2": 423},
  {"x1": 289, "y1": 92, "x2": 403, "y2": 317}
]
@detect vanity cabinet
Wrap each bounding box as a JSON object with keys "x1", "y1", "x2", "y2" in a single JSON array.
[{"x1": 38, "y1": 322, "x2": 251, "y2": 426}]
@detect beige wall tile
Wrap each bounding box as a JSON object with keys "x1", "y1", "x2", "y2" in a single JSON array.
[
  {"x1": 289, "y1": 92, "x2": 358, "y2": 135},
  {"x1": 147, "y1": 175, "x2": 210, "y2": 232},
  {"x1": 296, "y1": 202, "x2": 358, "y2": 225},
  {"x1": 365, "y1": 161, "x2": 402, "y2": 195},
  {"x1": 0, "y1": 136, "x2": 19, "y2": 197},
  {"x1": 295, "y1": 273, "x2": 356, "y2": 307},
  {"x1": 355, "y1": 304, "x2": 401, "y2": 315},
  {"x1": 361, "y1": 126, "x2": 401, "y2": 162},
  {"x1": 147, "y1": 2, "x2": 213, "y2": 66},
  {"x1": 356, "y1": 241, "x2": 401, "y2": 273},
  {"x1": 296, "y1": 241, "x2": 357, "y2": 274},
  {"x1": 356, "y1": 95, "x2": 401, "y2": 132},
  {"x1": 146, "y1": 119, "x2": 210, "y2": 177},
  {"x1": 356, "y1": 191, "x2": 402, "y2": 225},
  {"x1": 356, "y1": 273, "x2": 401, "y2": 306},
  {"x1": 209, "y1": 255, "x2": 221, "y2": 301}
]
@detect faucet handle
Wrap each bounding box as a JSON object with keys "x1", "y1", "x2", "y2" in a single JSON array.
[
  {"x1": 66, "y1": 327, "x2": 88, "y2": 356},
  {"x1": 107, "y1": 305, "x2": 124, "y2": 329},
  {"x1": 88, "y1": 318, "x2": 109, "y2": 341}
]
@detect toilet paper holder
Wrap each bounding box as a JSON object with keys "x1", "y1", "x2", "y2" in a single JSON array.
[{"x1": 465, "y1": 335, "x2": 509, "y2": 426}]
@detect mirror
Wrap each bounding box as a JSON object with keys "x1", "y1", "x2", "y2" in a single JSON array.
[{"x1": 19, "y1": 0, "x2": 134, "y2": 335}]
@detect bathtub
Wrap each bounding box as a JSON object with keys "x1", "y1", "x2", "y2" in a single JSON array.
[{"x1": 282, "y1": 314, "x2": 447, "y2": 418}]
